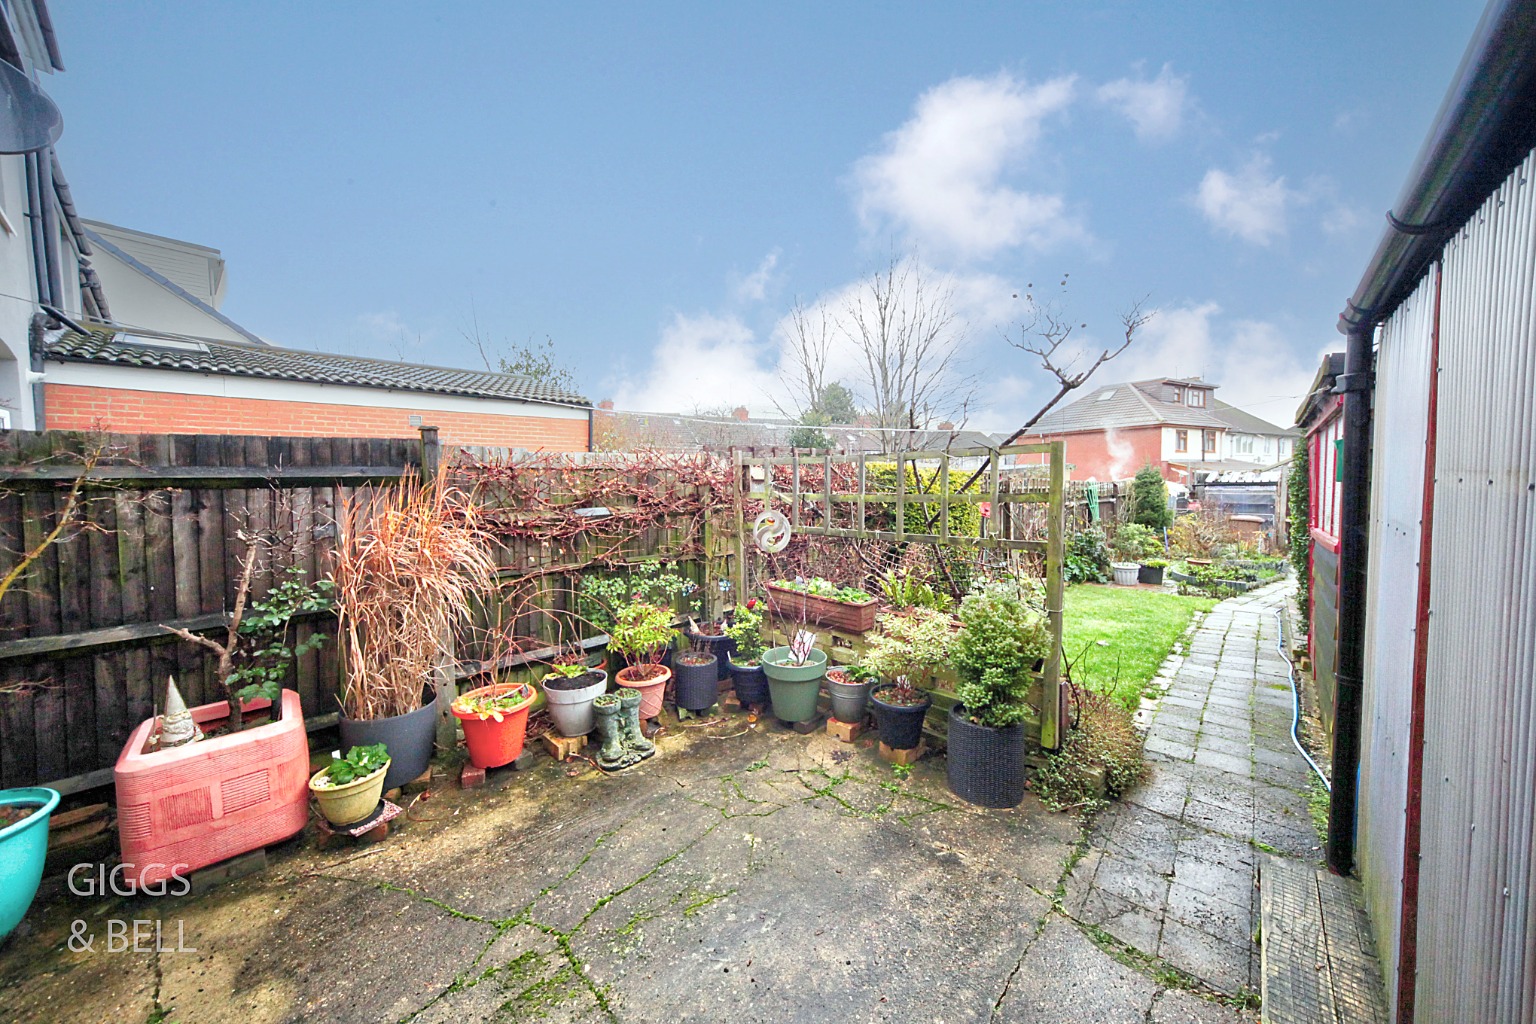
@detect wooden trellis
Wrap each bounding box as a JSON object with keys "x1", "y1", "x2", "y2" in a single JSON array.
[{"x1": 735, "y1": 442, "x2": 1067, "y2": 749}]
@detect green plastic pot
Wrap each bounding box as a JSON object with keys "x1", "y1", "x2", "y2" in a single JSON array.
[{"x1": 761, "y1": 646, "x2": 827, "y2": 723}]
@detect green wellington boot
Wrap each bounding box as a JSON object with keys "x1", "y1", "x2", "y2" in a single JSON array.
[
  {"x1": 615, "y1": 687, "x2": 656, "y2": 758},
  {"x1": 593, "y1": 694, "x2": 635, "y2": 769}
]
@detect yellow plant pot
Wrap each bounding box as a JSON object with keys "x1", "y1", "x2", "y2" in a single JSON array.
[{"x1": 308, "y1": 760, "x2": 391, "y2": 827}]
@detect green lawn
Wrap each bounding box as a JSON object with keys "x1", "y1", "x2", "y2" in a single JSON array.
[{"x1": 1062, "y1": 584, "x2": 1215, "y2": 707}]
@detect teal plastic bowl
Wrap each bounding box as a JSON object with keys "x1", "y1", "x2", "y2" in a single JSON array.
[{"x1": 0, "y1": 787, "x2": 60, "y2": 940}]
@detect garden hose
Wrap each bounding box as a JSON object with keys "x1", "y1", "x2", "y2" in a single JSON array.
[{"x1": 1274, "y1": 607, "x2": 1329, "y2": 790}]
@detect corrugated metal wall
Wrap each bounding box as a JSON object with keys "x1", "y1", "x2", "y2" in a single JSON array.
[
  {"x1": 1415, "y1": 147, "x2": 1536, "y2": 1024},
  {"x1": 1358, "y1": 267, "x2": 1438, "y2": 1023}
]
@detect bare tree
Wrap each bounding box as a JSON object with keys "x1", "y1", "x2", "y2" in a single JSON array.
[
  {"x1": 841, "y1": 256, "x2": 974, "y2": 453},
  {"x1": 1003, "y1": 291, "x2": 1152, "y2": 440},
  {"x1": 776, "y1": 299, "x2": 837, "y2": 424}
]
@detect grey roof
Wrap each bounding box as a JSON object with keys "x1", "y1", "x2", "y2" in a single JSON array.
[
  {"x1": 1028, "y1": 378, "x2": 1232, "y2": 433},
  {"x1": 1212, "y1": 400, "x2": 1300, "y2": 437},
  {"x1": 45, "y1": 326, "x2": 590, "y2": 408}
]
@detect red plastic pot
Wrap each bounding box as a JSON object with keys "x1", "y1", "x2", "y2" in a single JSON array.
[{"x1": 451, "y1": 682, "x2": 536, "y2": 769}]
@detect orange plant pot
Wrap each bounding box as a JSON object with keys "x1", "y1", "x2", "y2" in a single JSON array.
[
  {"x1": 451, "y1": 682, "x2": 536, "y2": 769},
  {"x1": 615, "y1": 665, "x2": 671, "y2": 718}
]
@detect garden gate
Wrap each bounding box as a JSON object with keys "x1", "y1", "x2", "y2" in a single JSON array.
[{"x1": 733, "y1": 442, "x2": 1067, "y2": 749}]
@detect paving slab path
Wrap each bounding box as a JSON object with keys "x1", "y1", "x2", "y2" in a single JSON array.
[{"x1": 1065, "y1": 579, "x2": 1321, "y2": 1006}]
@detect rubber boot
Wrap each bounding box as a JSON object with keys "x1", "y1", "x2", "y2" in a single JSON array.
[
  {"x1": 616, "y1": 687, "x2": 656, "y2": 758},
  {"x1": 593, "y1": 696, "x2": 631, "y2": 769}
]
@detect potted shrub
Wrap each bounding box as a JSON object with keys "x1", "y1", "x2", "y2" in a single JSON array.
[
  {"x1": 1139, "y1": 558, "x2": 1169, "y2": 586},
  {"x1": 724, "y1": 601, "x2": 771, "y2": 710},
  {"x1": 0, "y1": 787, "x2": 60, "y2": 940},
  {"x1": 452, "y1": 682, "x2": 537, "y2": 768},
  {"x1": 309, "y1": 743, "x2": 391, "y2": 827},
  {"x1": 1110, "y1": 523, "x2": 1159, "y2": 587},
  {"x1": 540, "y1": 664, "x2": 609, "y2": 738},
  {"x1": 948, "y1": 582, "x2": 1051, "y2": 807},
  {"x1": 608, "y1": 601, "x2": 677, "y2": 719},
  {"x1": 764, "y1": 577, "x2": 880, "y2": 632},
  {"x1": 685, "y1": 617, "x2": 734, "y2": 681},
  {"x1": 123, "y1": 523, "x2": 323, "y2": 890},
  {"x1": 673, "y1": 641, "x2": 720, "y2": 714},
  {"x1": 866, "y1": 607, "x2": 955, "y2": 750},
  {"x1": 761, "y1": 631, "x2": 828, "y2": 723},
  {"x1": 333, "y1": 468, "x2": 500, "y2": 790},
  {"x1": 825, "y1": 664, "x2": 878, "y2": 724}
]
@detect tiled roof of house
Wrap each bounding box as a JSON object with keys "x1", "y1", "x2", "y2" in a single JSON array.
[
  {"x1": 1212, "y1": 400, "x2": 1300, "y2": 437},
  {"x1": 44, "y1": 325, "x2": 590, "y2": 408},
  {"x1": 1027, "y1": 378, "x2": 1231, "y2": 433}
]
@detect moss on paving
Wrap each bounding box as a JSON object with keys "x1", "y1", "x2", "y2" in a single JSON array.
[{"x1": 1064, "y1": 584, "x2": 1215, "y2": 707}]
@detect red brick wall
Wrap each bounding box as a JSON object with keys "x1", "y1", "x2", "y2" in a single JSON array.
[
  {"x1": 43, "y1": 384, "x2": 590, "y2": 451},
  {"x1": 1019, "y1": 426, "x2": 1166, "y2": 481}
]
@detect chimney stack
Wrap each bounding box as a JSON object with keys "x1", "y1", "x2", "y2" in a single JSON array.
[{"x1": 732, "y1": 406, "x2": 750, "y2": 421}]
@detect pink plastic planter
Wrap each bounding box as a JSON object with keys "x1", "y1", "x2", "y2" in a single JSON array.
[{"x1": 114, "y1": 690, "x2": 310, "y2": 889}]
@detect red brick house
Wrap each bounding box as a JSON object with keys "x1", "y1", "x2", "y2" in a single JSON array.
[
  {"x1": 1018, "y1": 377, "x2": 1234, "y2": 483},
  {"x1": 39, "y1": 325, "x2": 592, "y2": 450}
]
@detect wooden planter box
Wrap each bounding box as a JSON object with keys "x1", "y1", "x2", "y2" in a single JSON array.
[
  {"x1": 765, "y1": 583, "x2": 879, "y2": 633},
  {"x1": 114, "y1": 690, "x2": 310, "y2": 888}
]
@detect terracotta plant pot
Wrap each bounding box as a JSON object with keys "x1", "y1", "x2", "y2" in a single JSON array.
[
  {"x1": 615, "y1": 665, "x2": 671, "y2": 719},
  {"x1": 761, "y1": 646, "x2": 827, "y2": 723},
  {"x1": 451, "y1": 682, "x2": 536, "y2": 769},
  {"x1": 115, "y1": 689, "x2": 310, "y2": 890},
  {"x1": 542, "y1": 670, "x2": 609, "y2": 737},
  {"x1": 309, "y1": 759, "x2": 391, "y2": 827},
  {"x1": 764, "y1": 584, "x2": 878, "y2": 632},
  {"x1": 0, "y1": 787, "x2": 59, "y2": 940}
]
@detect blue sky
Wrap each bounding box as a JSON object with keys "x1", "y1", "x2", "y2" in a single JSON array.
[{"x1": 46, "y1": 2, "x2": 1484, "y2": 429}]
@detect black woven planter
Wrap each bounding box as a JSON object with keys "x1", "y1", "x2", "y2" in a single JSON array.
[
  {"x1": 870, "y1": 688, "x2": 930, "y2": 750},
  {"x1": 729, "y1": 659, "x2": 771, "y2": 709},
  {"x1": 945, "y1": 704, "x2": 1026, "y2": 808},
  {"x1": 688, "y1": 630, "x2": 735, "y2": 680},
  {"x1": 1138, "y1": 564, "x2": 1165, "y2": 585},
  {"x1": 674, "y1": 652, "x2": 720, "y2": 712}
]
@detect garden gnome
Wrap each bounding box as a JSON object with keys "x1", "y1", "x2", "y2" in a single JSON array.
[
  {"x1": 592, "y1": 694, "x2": 636, "y2": 770},
  {"x1": 615, "y1": 687, "x2": 656, "y2": 759},
  {"x1": 159, "y1": 675, "x2": 202, "y2": 748}
]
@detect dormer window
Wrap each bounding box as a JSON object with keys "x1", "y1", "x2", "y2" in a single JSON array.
[
  {"x1": 1170, "y1": 387, "x2": 1183, "y2": 403},
  {"x1": 1187, "y1": 388, "x2": 1206, "y2": 408}
]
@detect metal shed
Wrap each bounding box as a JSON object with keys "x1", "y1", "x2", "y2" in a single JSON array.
[{"x1": 1326, "y1": 2, "x2": 1536, "y2": 1021}]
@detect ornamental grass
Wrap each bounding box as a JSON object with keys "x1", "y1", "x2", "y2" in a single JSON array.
[{"x1": 333, "y1": 466, "x2": 501, "y2": 720}]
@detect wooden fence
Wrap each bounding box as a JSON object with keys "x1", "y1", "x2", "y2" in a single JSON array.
[{"x1": 0, "y1": 430, "x2": 422, "y2": 792}]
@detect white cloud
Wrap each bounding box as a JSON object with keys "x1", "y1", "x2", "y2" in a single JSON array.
[
  {"x1": 732, "y1": 249, "x2": 781, "y2": 303},
  {"x1": 608, "y1": 312, "x2": 778, "y2": 414},
  {"x1": 852, "y1": 72, "x2": 1085, "y2": 261},
  {"x1": 1194, "y1": 155, "x2": 1297, "y2": 246},
  {"x1": 1097, "y1": 63, "x2": 1189, "y2": 142},
  {"x1": 1109, "y1": 301, "x2": 1321, "y2": 425}
]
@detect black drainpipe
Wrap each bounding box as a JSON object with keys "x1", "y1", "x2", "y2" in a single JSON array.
[{"x1": 1326, "y1": 323, "x2": 1374, "y2": 874}]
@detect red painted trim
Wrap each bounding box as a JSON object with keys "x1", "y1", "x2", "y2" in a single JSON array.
[
  {"x1": 1396, "y1": 263, "x2": 1440, "y2": 1024},
  {"x1": 1310, "y1": 526, "x2": 1341, "y2": 554}
]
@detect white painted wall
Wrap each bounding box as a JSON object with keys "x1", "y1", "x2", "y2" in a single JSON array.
[
  {"x1": 1161, "y1": 424, "x2": 1225, "y2": 462},
  {"x1": 87, "y1": 245, "x2": 253, "y2": 344}
]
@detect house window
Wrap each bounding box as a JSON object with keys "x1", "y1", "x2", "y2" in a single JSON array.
[
  {"x1": 1203, "y1": 430, "x2": 1217, "y2": 453},
  {"x1": 1235, "y1": 435, "x2": 1254, "y2": 455},
  {"x1": 1170, "y1": 387, "x2": 1183, "y2": 403},
  {"x1": 1175, "y1": 429, "x2": 1188, "y2": 452},
  {"x1": 1187, "y1": 389, "x2": 1206, "y2": 408}
]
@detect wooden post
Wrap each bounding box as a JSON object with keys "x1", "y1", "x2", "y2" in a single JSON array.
[
  {"x1": 939, "y1": 454, "x2": 950, "y2": 543},
  {"x1": 822, "y1": 453, "x2": 832, "y2": 527},
  {"x1": 856, "y1": 452, "x2": 867, "y2": 535},
  {"x1": 1042, "y1": 441, "x2": 1066, "y2": 751},
  {"x1": 419, "y1": 426, "x2": 440, "y2": 478},
  {"x1": 434, "y1": 624, "x2": 458, "y2": 752},
  {"x1": 733, "y1": 450, "x2": 747, "y2": 603},
  {"x1": 895, "y1": 452, "x2": 906, "y2": 542}
]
